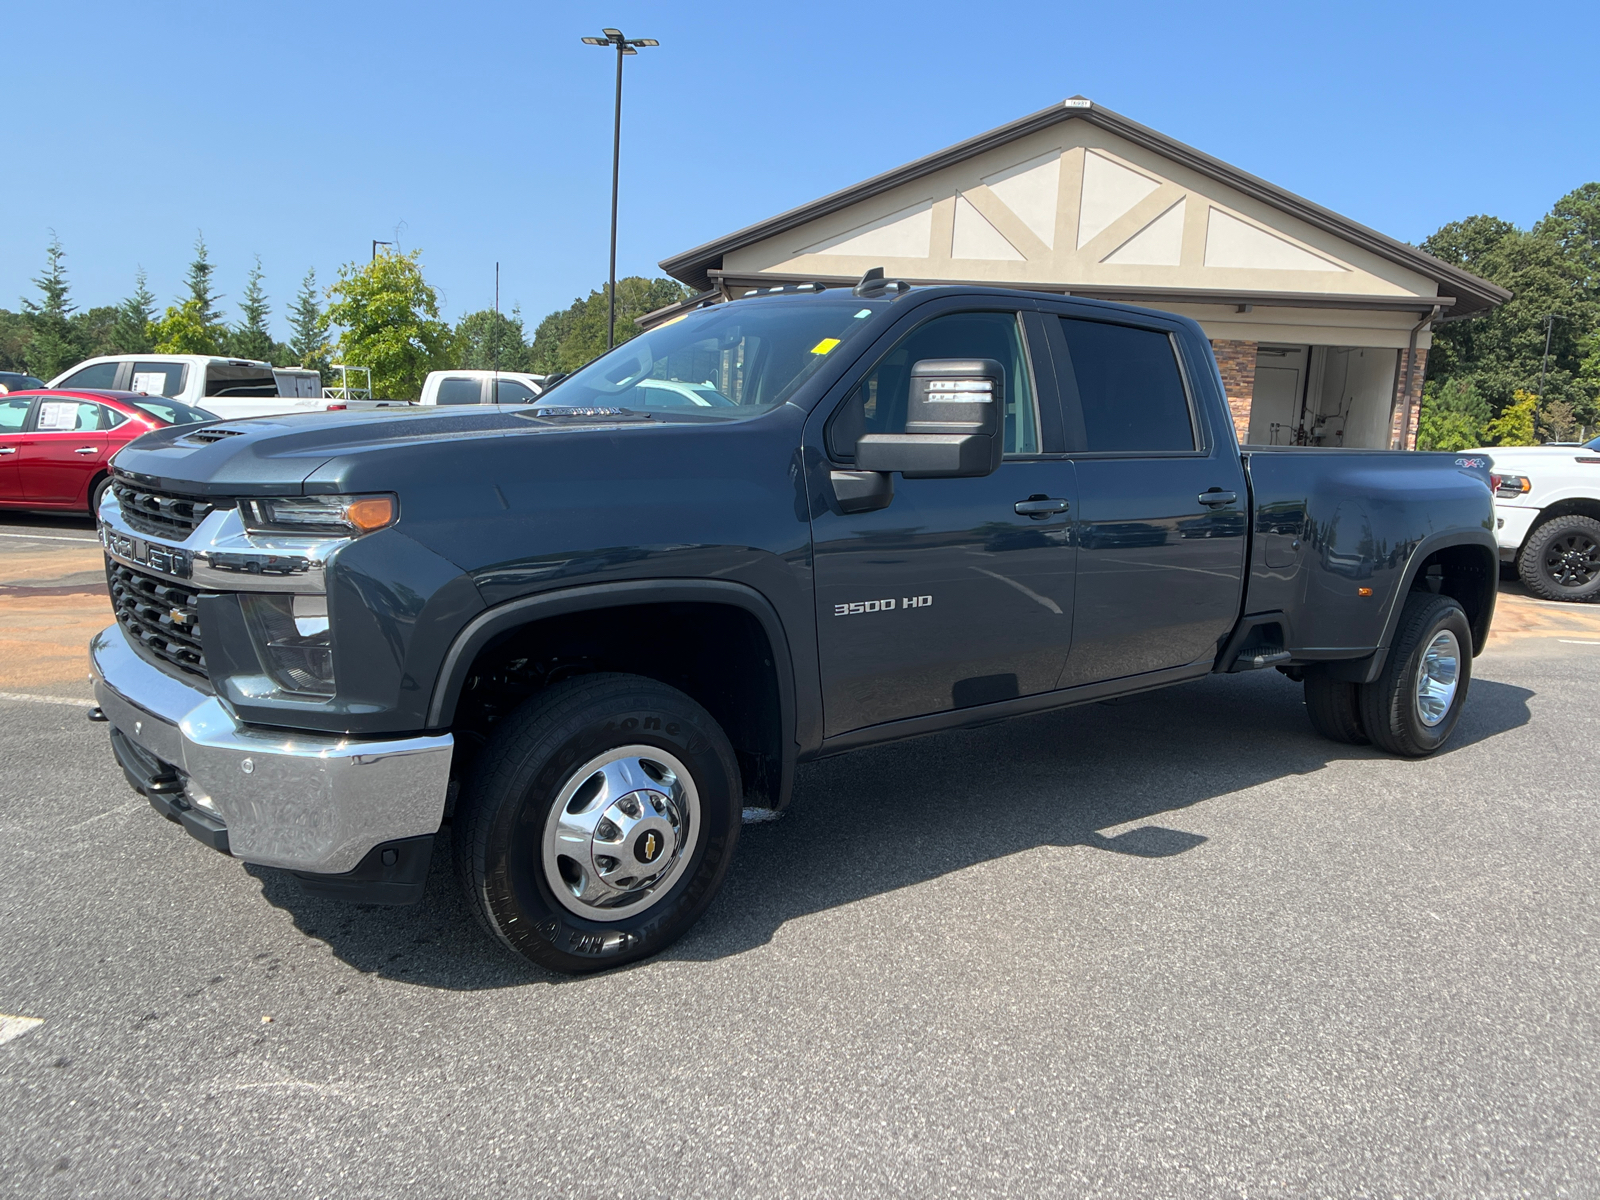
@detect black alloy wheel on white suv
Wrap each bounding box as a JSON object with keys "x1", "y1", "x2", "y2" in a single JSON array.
[{"x1": 1518, "y1": 514, "x2": 1600, "y2": 603}]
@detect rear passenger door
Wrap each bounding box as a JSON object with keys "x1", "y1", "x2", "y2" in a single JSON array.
[{"x1": 1040, "y1": 309, "x2": 1247, "y2": 687}]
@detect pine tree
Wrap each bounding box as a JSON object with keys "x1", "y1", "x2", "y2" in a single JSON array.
[
  {"x1": 230, "y1": 255, "x2": 274, "y2": 362},
  {"x1": 185, "y1": 233, "x2": 223, "y2": 328},
  {"x1": 111, "y1": 268, "x2": 157, "y2": 354},
  {"x1": 21, "y1": 234, "x2": 82, "y2": 380},
  {"x1": 288, "y1": 268, "x2": 328, "y2": 377}
]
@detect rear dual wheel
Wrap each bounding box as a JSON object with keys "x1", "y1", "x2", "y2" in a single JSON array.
[{"x1": 1304, "y1": 592, "x2": 1472, "y2": 757}]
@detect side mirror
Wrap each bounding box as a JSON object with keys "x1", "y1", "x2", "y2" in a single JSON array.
[{"x1": 854, "y1": 358, "x2": 1005, "y2": 479}]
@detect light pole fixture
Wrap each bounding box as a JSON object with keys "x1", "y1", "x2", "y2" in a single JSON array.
[
  {"x1": 582, "y1": 27, "x2": 659, "y2": 349},
  {"x1": 371, "y1": 240, "x2": 393, "y2": 262}
]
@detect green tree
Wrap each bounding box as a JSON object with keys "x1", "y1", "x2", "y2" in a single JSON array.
[
  {"x1": 454, "y1": 307, "x2": 530, "y2": 371},
  {"x1": 528, "y1": 277, "x2": 688, "y2": 374},
  {"x1": 288, "y1": 268, "x2": 330, "y2": 378},
  {"x1": 185, "y1": 232, "x2": 224, "y2": 328},
  {"x1": 228, "y1": 255, "x2": 274, "y2": 362},
  {"x1": 1422, "y1": 189, "x2": 1600, "y2": 432},
  {"x1": 110, "y1": 269, "x2": 157, "y2": 354},
  {"x1": 151, "y1": 299, "x2": 224, "y2": 355},
  {"x1": 21, "y1": 235, "x2": 82, "y2": 381},
  {"x1": 1485, "y1": 389, "x2": 1539, "y2": 446},
  {"x1": 323, "y1": 249, "x2": 452, "y2": 399},
  {"x1": 0, "y1": 309, "x2": 31, "y2": 373},
  {"x1": 1415, "y1": 378, "x2": 1490, "y2": 451},
  {"x1": 70, "y1": 306, "x2": 121, "y2": 359}
]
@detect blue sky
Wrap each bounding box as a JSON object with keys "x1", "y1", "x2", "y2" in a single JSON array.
[{"x1": 5, "y1": 1, "x2": 1597, "y2": 339}]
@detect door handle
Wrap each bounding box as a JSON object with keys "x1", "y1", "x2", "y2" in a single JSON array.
[
  {"x1": 1015, "y1": 497, "x2": 1070, "y2": 519},
  {"x1": 0, "y1": 446, "x2": 15, "y2": 455},
  {"x1": 74, "y1": 446, "x2": 99, "y2": 455},
  {"x1": 1198, "y1": 490, "x2": 1237, "y2": 507}
]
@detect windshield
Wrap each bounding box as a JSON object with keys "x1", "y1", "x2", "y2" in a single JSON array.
[
  {"x1": 536, "y1": 296, "x2": 890, "y2": 418},
  {"x1": 135, "y1": 399, "x2": 218, "y2": 425}
]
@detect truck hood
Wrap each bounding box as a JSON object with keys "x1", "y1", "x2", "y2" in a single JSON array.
[{"x1": 110, "y1": 404, "x2": 676, "y2": 497}]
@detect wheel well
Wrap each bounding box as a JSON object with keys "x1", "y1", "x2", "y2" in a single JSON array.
[
  {"x1": 449, "y1": 601, "x2": 785, "y2": 807},
  {"x1": 1526, "y1": 498, "x2": 1600, "y2": 549},
  {"x1": 1409, "y1": 543, "x2": 1495, "y2": 652}
]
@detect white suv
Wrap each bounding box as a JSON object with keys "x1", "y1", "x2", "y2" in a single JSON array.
[{"x1": 1478, "y1": 436, "x2": 1600, "y2": 602}]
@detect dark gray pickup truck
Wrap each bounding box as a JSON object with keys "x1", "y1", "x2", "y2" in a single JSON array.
[{"x1": 92, "y1": 279, "x2": 1497, "y2": 972}]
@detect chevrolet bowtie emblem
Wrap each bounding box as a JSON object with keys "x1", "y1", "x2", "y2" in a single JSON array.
[
  {"x1": 169, "y1": 608, "x2": 188, "y2": 625},
  {"x1": 645, "y1": 833, "x2": 658, "y2": 857}
]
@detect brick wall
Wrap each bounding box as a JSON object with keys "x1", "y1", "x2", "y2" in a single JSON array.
[
  {"x1": 1211, "y1": 339, "x2": 1257, "y2": 443},
  {"x1": 1387, "y1": 348, "x2": 1429, "y2": 450}
]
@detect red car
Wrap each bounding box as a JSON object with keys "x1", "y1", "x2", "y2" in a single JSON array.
[{"x1": 0, "y1": 389, "x2": 219, "y2": 516}]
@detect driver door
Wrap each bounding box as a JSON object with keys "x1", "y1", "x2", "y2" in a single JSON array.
[{"x1": 806, "y1": 305, "x2": 1078, "y2": 738}]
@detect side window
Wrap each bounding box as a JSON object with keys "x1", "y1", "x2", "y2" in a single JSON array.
[
  {"x1": 828, "y1": 311, "x2": 1039, "y2": 458},
  {"x1": 35, "y1": 401, "x2": 102, "y2": 432},
  {"x1": 58, "y1": 362, "x2": 120, "y2": 389},
  {"x1": 495, "y1": 379, "x2": 536, "y2": 404},
  {"x1": 436, "y1": 377, "x2": 483, "y2": 405},
  {"x1": 131, "y1": 362, "x2": 187, "y2": 398},
  {"x1": 99, "y1": 405, "x2": 130, "y2": 429},
  {"x1": 1056, "y1": 318, "x2": 1195, "y2": 453},
  {"x1": 0, "y1": 397, "x2": 31, "y2": 430}
]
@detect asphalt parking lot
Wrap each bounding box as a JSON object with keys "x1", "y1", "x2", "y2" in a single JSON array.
[{"x1": 3, "y1": 512, "x2": 1599, "y2": 1198}]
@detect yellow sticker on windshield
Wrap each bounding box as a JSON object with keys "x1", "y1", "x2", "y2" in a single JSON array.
[{"x1": 810, "y1": 337, "x2": 841, "y2": 355}]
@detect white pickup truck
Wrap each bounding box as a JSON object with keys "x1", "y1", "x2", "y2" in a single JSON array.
[
  {"x1": 418, "y1": 369, "x2": 546, "y2": 406},
  {"x1": 1480, "y1": 436, "x2": 1600, "y2": 602},
  {"x1": 50, "y1": 355, "x2": 331, "y2": 421}
]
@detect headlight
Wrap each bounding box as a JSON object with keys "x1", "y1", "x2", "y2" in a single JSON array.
[
  {"x1": 241, "y1": 593, "x2": 334, "y2": 696},
  {"x1": 1489, "y1": 474, "x2": 1531, "y2": 498},
  {"x1": 239, "y1": 493, "x2": 396, "y2": 536}
]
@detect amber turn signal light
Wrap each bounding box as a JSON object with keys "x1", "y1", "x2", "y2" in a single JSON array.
[
  {"x1": 1357, "y1": 587, "x2": 1373, "y2": 597},
  {"x1": 346, "y1": 496, "x2": 396, "y2": 532}
]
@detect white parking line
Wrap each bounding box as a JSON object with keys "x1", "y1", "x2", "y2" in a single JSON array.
[
  {"x1": 0, "y1": 692, "x2": 93, "y2": 708},
  {"x1": 1558, "y1": 639, "x2": 1600, "y2": 646},
  {"x1": 0, "y1": 531, "x2": 98, "y2": 543},
  {"x1": 0, "y1": 1015, "x2": 43, "y2": 1045}
]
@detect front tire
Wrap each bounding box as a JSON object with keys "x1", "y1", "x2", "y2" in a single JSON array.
[
  {"x1": 453, "y1": 673, "x2": 741, "y2": 974},
  {"x1": 1518, "y1": 514, "x2": 1600, "y2": 602},
  {"x1": 1358, "y1": 593, "x2": 1472, "y2": 757},
  {"x1": 89, "y1": 475, "x2": 111, "y2": 517}
]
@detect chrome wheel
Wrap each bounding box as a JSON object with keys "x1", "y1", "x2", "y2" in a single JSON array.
[
  {"x1": 541, "y1": 745, "x2": 699, "y2": 921},
  {"x1": 1414, "y1": 629, "x2": 1461, "y2": 728}
]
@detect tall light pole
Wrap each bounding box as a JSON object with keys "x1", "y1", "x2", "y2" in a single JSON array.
[{"x1": 582, "y1": 27, "x2": 658, "y2": 349}]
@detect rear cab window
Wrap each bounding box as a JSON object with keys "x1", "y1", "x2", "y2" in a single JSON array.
[
  {"x1": 1053, "y1": 317, "x2": 1197, "y2": 453},
  {"x1": 131, "y1": 362, "x2": 188, "y2": 398},
  {"x1": 203, "y1": 364, "x2": 278, "y2": 397},
  {"x1": 494, "y1": 379, "x2": 537, "y2": 404},
  {"x1": 436, "y1": 378, "x2": 484, "y2": 405}
]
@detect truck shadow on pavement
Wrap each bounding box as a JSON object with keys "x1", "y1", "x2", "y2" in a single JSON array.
[{"x1": 249, "y1": 667, "x2": 1532, "y2": 987}]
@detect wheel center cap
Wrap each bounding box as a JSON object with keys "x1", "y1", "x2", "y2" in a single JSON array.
[{"x1": 634, "y1": 829, "x2": 664, "y2": 864}]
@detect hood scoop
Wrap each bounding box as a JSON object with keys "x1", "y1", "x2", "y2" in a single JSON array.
[{"x1": 179, "y1": 426, "x2": 250, "y2": 446}]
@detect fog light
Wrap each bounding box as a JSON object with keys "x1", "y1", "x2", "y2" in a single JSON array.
[{"x1": 241, "y1": 593, "x2": 334, "y2": 696}]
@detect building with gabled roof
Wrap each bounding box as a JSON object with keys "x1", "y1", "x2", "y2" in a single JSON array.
[{"x1": 657, "y1": 98, "x2": 1507, "y2": 449}]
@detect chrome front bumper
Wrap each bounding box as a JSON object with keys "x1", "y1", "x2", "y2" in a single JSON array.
[{"x1": 91, "y1": 623, "x2": 453, "y2": 874}]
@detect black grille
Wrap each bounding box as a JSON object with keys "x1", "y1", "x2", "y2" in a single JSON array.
[
  {"x1": 108, "y1": 562, "x2": 207, "y2": 679},
  {"x1": 112, "y1": 480, "x2": 216, "y2": 538}
]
